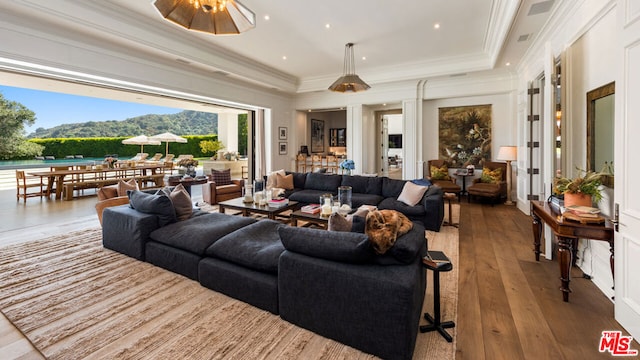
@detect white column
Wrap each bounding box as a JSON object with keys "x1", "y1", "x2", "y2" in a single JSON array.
[
  {"x1": 402, "y1": 99, "x2": 418, "y2": 179},
  {"x1": 218, "y1": 113, "x2": 239, "y2": 152},
  {"x1": 346, "y1": 104, "x2": 363, "y2": 175}
]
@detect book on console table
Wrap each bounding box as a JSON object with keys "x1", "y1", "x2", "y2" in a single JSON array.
[
  {"x1": 422, "y1": 250, "x2": 451, "y2": 269},
  {"x1": 301, "y1": 204, "x2": 321, "y2": 214}
]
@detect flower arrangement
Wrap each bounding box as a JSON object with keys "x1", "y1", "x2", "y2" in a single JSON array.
[
  {"x1": 553, "y1": 168, "x2": 604, "y2": 203},
  {"x1": 103, "y1": 156, "x2": 117, "y2": 168},
  {"x1": 177, "y1": 158, "x2": 199, "y2": 168},
  {"x1": 339, "y1": 159, "x2": 355, "y2": 174}
]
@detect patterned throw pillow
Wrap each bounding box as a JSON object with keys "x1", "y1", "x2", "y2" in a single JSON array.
[
  {"x1": 211, "y1": 168, "x2": 231, "y2": 186},
  {"x1": 430, "y1": 165, "x2": 450, "y2": 180},
  {"x1": 480, "y1": 167, "x2": 503, "y2": 184}
]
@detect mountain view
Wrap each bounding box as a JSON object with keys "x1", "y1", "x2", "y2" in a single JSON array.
[{"x1": 27, "y1": 110, "x2": 218, "y2": 138}]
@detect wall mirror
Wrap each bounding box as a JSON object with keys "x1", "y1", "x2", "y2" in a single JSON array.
[{"x1": 586, "y1": 81, "x2": 615, "y2": 187}]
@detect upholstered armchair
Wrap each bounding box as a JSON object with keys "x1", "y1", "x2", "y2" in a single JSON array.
[
  {"x1": 202, "y1": 168, "x2": 244, "y2": 205},
  {"x1": 427, "y1": 160, "x2": 462, "y2": 198},
  {"x1": 467, "y1": 161, "x2": 507, "y2": 204}
]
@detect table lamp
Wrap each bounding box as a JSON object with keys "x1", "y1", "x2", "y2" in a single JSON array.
[{"x1": 497, "y1": 146, "x2": 517, "y2": 205}]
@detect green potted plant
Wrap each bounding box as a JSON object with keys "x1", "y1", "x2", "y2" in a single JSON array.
[{"x1": 553, "y1": 168, "x2": 604, "y2": 207}]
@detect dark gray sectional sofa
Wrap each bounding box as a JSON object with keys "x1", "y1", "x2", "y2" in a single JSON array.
[
  {"x1": 102, "y1": 199, "x2": 429, "y2": 360},
  {"x1": 281, "y1": 172, "x2": 444, "y2": 232}
]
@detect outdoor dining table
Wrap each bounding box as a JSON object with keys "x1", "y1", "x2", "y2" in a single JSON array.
[{"x1": 28, "y1": 164, "x2": 167, "y2": 200}]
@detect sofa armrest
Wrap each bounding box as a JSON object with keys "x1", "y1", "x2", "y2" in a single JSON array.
[
  {"x1": 102, "y1": 206, "x2": 160, "y2": 260},
  {"x1": 421, "y1": 186, "x2": 444, "y2": 232},
  {"x1": 95, "y1": 196, "x2": 130, "y2": 226},
  {"x1": 279, "y1": 252, "x2": 425, "y2": 360}
]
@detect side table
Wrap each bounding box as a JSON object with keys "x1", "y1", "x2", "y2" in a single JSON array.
[
  {"x1": 420, "y1": 251, "x2": 455, "y2": 342},
  {"x1": 453, "y1": 172, "x2": 473, "y2": 196},
  {"x1": 443, "y1": 193, "x2": 458, "y2": 228}
]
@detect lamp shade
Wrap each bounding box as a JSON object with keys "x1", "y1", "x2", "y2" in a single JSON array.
[
  {"x1": 154, "y1": 0, "x2": 256, "y2": 35},
  {"x1": 497, "y1": 146, "x2": 517, "y2": 161},
  {"x1": 328, "y1": 43, "x2": 370, "y2": 93}
]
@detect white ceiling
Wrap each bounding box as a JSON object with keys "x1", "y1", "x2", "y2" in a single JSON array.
[{"x1": 0, "y1": 0, "x2": 557, "y2": 95}]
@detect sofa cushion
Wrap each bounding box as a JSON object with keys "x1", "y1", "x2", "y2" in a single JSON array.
[
  {"x1": 128, "y1": 190, "x2": 177, "y2": 227},
  {"x1": 341, "y1": 175, "x2": 383, "y2": 195},
  {"x1": 206, "y1": 220, "x2": 284, "y2": 274},
  {"x1": 304, "y1": 173, "x2": 342, "y2": 192},
  {"x1": 372, "y1": 223, "x2": 427, "y2": 265},
  {"x1": 381, "y1": 177, "x2": 407, "y2": 198},
  {"x1": 279, "y1": 226, "x2": 372, "y2": 264},
  {"x1": 377, "y1": 197, "x2": 426, "y2": 217},
  {"x1": 350, "y1": 193, "x2": 384, "y2": 208},
  {"x1": 211, "y1": 168, "x2": 231, "y2": 185},
  {"x1": 289, "y1": 189, "x2": 333, "y2": 204},
  {"x1": 288, "y1": 172, "x2": 307, "y2": 189},
  {"x1": 216, "y1": 183, "x2": 242, "y2": 195},
  {"x1": 150, "y1": 213, "x2": 256, "y2": 255},
  {"x1": 397, "y1": 182, "x2": 429, "y2": 206}
]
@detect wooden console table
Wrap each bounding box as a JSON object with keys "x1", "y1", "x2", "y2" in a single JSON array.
[{"x1": 530, "y1": 201, "x2": 614, "y2": 302}]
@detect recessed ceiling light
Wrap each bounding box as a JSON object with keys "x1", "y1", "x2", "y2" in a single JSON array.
[
  {"x1": 362, "y1": 56, "x2": 366, "y2": 61},
  {"x1": 506, "y1": 62, "x2": 511, "y2": 66},
  {"x1": 308, "y1": 109, "x2": 312, "y2": 112},
  {"x1": 264, "y1": 15, "x2": 270, "y2": 20},
  {"x1": 282, "y1": 56, "x2": 287, "y2": 60},
  {"x1": 325, "y1": 23, "x2": 331, "y2": 29},
  {"x1": 383, "y1": 103, "x2": 387, "y2": 106},
  {"x1": 434, "y1": 23, "x2": 440, "y2": 29}
]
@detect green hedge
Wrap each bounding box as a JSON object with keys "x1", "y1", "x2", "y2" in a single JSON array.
[{"x1": 28, "y1": 135, "x2": 218, "y2": 159}]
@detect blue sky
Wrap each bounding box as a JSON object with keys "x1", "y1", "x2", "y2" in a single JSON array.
[{"x1": 0, "y1": 85, "x2": 182, "y2": 135}]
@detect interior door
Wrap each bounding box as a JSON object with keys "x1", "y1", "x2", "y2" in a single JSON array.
[
  {"x1": 380, "y1": 116, "x2": 389, "y2": 176},
  {"x1": 615, "y1": 0, "x2": 640, "y2": 340}
]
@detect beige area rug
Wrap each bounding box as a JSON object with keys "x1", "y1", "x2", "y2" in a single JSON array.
[{"x1": 0, "y1": 205, "x2": 459, "y2": 360}]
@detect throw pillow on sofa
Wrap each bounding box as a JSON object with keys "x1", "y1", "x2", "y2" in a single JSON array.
[
  {"x1": 397, "y1": 181, "x2": 429, "y2": 206},
  {"x1": 117, "y1": 178, "x2": 138, "y2": 197},
  {"x1": 128, "y1": 190, "x2": 177, "y2": 226},
  {"x1": 97, "y1": 184, "x2": 119, "y2": 200},
  {"x1": 169, "y1": 184, "x2": 193, "y2": 221},
  {"x1": 266, "y1": 169, "x2": 286, "y2": 190},
  {"x1": 276, "y1": 173, "x2": 294, "y2": 190}
]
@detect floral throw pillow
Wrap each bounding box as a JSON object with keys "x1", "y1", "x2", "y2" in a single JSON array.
[
  {"x1": 481, "y1": 167, "x2": 503, "y2": 184},
  {"x1": 430, "y1": 165, "x2": 450, "y2": 180}
]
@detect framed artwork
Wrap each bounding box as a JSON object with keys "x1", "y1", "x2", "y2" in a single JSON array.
[
  {"x1": 278, "y1": 127, "x2": 287, "y2": 140},
  {"x1": 438, "y1": 104, "x2": 492, "y2": 167},
  {"x1": 279, "y1": 142, "x2": 288, "y2": 155},
  {"x1": 311, "y1": 119, "x2": 324, "y2": 153}
]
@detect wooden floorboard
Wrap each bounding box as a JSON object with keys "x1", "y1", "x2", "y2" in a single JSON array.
[{"x1": 456, "y1": 202, "x2": 638, "y2": 360}]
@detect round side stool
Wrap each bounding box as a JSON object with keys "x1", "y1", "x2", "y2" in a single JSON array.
[{"x1": 443, "y1": 192, "x2": 458, "y2": 228}]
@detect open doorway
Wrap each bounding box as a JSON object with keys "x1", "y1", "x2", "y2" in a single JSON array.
[{"x1": 376, "y1": 110, "x2": 403, "y2": 179}]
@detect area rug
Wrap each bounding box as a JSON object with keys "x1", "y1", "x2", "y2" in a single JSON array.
[{"x1": 0, "y1": 206, "x2": 459, "y2": 360}]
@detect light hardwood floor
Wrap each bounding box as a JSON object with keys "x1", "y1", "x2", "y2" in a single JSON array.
[{"x1": 1, "y1": 189, "x2": 637, "y2": 359}]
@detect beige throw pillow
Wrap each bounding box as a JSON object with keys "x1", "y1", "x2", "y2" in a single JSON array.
[
  {"x1": 397, "y1": 181, "x2": 429, "y2": 207},
  {"x1": 97, "y1": 184, "x2": 118, "y2": 200},
  {"x1": 266, "y1": 169, "x2": 286, "y2": 190},
  {"x1": 170, "y1": 184, "x2": 192, "y2": 221},
  {"x1": 276, "y1": 173, "x2": 294, "y2": 190},
  {"x1": 117, "y1": 178, "x2": 139, "y2": 197}
]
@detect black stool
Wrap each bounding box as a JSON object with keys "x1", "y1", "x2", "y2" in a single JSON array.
[{"x1": 420, "y1": 251, "x2": 455, "y2": 342}]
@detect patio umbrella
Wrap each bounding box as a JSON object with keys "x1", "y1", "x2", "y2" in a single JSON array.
[
  {"x1": 150, "y1": 132, "x2": 188, "y2": 156},
  {"x1": 122, "y1": 135, "x2": 161, "y2": 153}
]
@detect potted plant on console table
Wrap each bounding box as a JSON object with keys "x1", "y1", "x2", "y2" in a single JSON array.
[{"x1": 553, "y1": 168, "x2": 604, "y2": 207}]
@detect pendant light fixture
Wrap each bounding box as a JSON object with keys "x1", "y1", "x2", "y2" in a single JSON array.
[
  {"x1": 328, "y1": 43, "x2": 371, "y2": 92},
  {"x1": 153, "y1": 0, "x2": 256, "y2": 35}
]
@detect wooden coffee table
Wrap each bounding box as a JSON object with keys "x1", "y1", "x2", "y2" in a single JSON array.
[
  {"x1": 290, "y1": 210, "x2": 330, "y2": 229},
  {"x1": 218, "y1": 197, "x2": 299, "y2": 221}
]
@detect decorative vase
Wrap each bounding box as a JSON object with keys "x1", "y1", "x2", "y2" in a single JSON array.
[
  {"x1": 563, "y1": 193, "x2": 592, "y2": 207},
  {"x1": 337, "y1": 186, "x2": 352, "y2": 211}
]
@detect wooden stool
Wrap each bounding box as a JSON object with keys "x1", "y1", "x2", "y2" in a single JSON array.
[
  {"x1": 443, "y1": 192, "x2": 458, "y2": 228},
  {"x1": 420, "y1": 251, "x2": 455, "y2": 342}
]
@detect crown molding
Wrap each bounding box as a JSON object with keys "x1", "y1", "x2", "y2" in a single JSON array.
[{"x1": 484, "y1": 0, "x2": 521, "y2": 68}]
